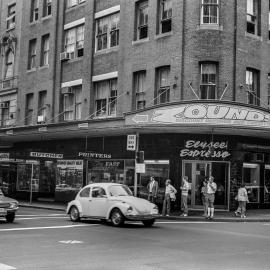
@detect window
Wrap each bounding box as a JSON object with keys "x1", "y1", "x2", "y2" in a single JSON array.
[
  {"x1": 201, "y1": 0, "x2": 219, "y2": 24},
  {"x1": 1, "y1": 101, "x2": 10, "y2": 127},
  {"x1": 96, "y1": 13, "x2": 120, "y2": 51},
  {"x1": 30, "y1": 0, "x2": 39, "y2": 22},
  {"x1": 94, "y1": 79, "x2": 117, "y2": 117},
  {"x1": 66, "y1": 0, "x2": 85, "y2": 9},
  {"x1": 43, "y1": 0, "x2": 52, "y2": 17},
  {"x1": 41, "y1": 34, "x2": 50, "y2": 66},
  {"x1": 7, "y1": 4, "x2": 16, "y2": 30},
  {"x1": 246, "y1": 0, "x2": 260, "y2": 35},
  {"x1": 91, "y1": 187, "x2": 106, "y2": 198},
  {"x1": 38, "y1": 91, "x2": 47, "y2": 123},
  {"x1": 156, "y1": 66, "x2": 170, "y2": 104},
  {"x1": 26, "y1": 93, "x2": 34, "y2": 125},
  {"x1": 135, "y1": 1, "x2": 148, "y2": 40},
  {"x1": 64, "y1": 25, "x2": 84, "y2": 59},
  {"x1": 63, "y1": 85, "x2": 82, "y2": 121},
  {"x1": 200, "y1": 63, "x2": 217, "y2": 99},
  {"x1": 246, "y1": 68, "x2": 260, "y2": 106},
  {"x1": 80, "y1": 187, "x2": 90, "y2": 197},
  {"x1": 159, "y1": 0, "x2": 172, "y2": 33},
  {"x1": 134, "y1": 71, "x2": 146, "y2": 110},
  {"x1": 4, "y1": 50, "x2": 14, "y2": 78},
  {"x1": 28, "y1": 39, "x2": 37, "y2": 70}
]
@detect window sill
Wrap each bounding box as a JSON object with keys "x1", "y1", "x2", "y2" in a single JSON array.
[
  {"x1": 6, "y1": 26, "x2": 15, "y2": 32},
  {"x1": 95, "y1": 46, "x2": 119, "y2": 56},
  {"x1": 245, "y1": 32, "x2": 262, "y2": 41},
  {"x1": 29, "y1": 20, "x2": 39, "y2": 26},
  {"x1": 65, "y1": 2, "x2": 86, "y2": 13},
  {"x1": 132, "y1": 38, "x2": 150, "y2": 46},
  {"x1": 41, "y1": 15, "x2": 52, "y2": 21},
  {"x1": 26, "y1": 68, "x2": 37, "y2": 73},
  {"x1": 198, "y1": 24, "x2": 223, "y2": 31},
  {"x1": 154, "y1": 31, "x2": 173, "y2": 40},
  {"x1": 39, "y1": 65, "x2": 49, "y2": 70},
  {"x1": 67, "y1": 57, "x2": 83, "y2": 63}
]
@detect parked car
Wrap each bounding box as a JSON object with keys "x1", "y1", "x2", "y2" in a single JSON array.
[
  {"x1": 0, "y1": 189, "x2": 18, "y2": 223},
  {"x1": 66, "y1": 183, "x2": 159, "y2": 227}
]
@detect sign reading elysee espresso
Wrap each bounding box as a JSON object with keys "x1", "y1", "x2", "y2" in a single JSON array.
[{"x1": 180, "y1": 140, "x2": 230, "y2": 159}]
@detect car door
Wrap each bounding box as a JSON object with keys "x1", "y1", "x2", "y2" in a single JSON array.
[
  {"x1": 78, "y1": 187, "x2": 92, "y2": 216},
  {"x1": 88, "y1": 186, "x2": 108, "y2": 218}
]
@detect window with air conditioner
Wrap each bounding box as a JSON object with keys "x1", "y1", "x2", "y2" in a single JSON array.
[
  {"x1": 159, "y1": 0, "x2": 172, "y2": 34},
  {"x1": 28, "y1": 39, "x2": 37, "y2": 70},
  {"x1": 25, "y1": 93, "x2": 34, "y2": 126},
  {"x1": 6, "y1": 4, "x2": 16, "y2": 30},
  {"x1": 246, "y1": 0, "x2": 261, "y2": 36},
  {"x1": 156, "y1": 66, "x2": 170, "y2": 104},
  {"x1": 134, "y1": 71, "x2": 146, "y2": 110},
  {"x1": 246, "y1": 68, "x2": 260, "y2": 106},
  {"x1": 94, "y1": 79, "x2": 118, "y2": 117},
  {"x1": 64, "y1": 25, "x2": 84, "y2": 59},
  {"x1": 201, "y1": 0, "x2": 219, "y2": 25},
  {"x1": 200, "y1": 63, "x2": 217, "y2": 100},
  {"x1": 37, "y1": 91, "x2": 47, "y2": 123},
  {"x1": 4, "y1": 50, "x2": 14, "y2": 79},
  {"x1": 135, "y1": 1, "x2": 148, "y2": 40},
  {"x1": 30, "y1": 0, "x2": 39, "y2": 22},
  {"x1": 41, "y1": 34, "x2": 50, "y2": 66},
  {"x1": 95, "y1": 12, "x2": 119, "y2": 51},
  {"x1": 43, "y1": 0, "x2": 52, "y2": 17}
]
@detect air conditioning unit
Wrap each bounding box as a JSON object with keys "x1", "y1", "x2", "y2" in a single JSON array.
[
  {"x1": 61, "y1": 87, "x2": 73, "y2": 95},
  {"x1": 0, "y1": 102, "x2": 9, "y2": 109},
  {"x1": 37, "y1": 115, "x2": 46, "y2": 124},
  {"x1": 60, "y1": 52, "x2": 70, "y2": 61}
]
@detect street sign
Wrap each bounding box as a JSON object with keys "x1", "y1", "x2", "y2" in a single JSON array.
[
  {"x1": 127, "y1": 135, "x2": 136, "y2": 151},
  {"x1": 136, "y1": 163, "x2": 145, "y2": 173}
]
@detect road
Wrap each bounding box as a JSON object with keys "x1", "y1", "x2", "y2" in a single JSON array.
[{"x1": 0, "y1": 208, "x2": 270, "y2": 270}]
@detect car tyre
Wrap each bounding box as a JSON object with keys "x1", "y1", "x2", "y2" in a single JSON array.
[
  {"x1": 142, "y1": 219, "x2": 155, "y2": 227},
  {"x1": 6, "y1": 212, "x2": 15, "y2": 223},
  {"x1": 69, "y1": 206, "x2": 80, "y2": 222},
  {"x1": 110, "y1": 209, "x2": 124, "y2": 227}
]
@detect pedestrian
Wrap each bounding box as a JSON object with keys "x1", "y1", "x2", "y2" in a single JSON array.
[
  {"x1": 201, "y1": 180, "x2": 207, "y2": 217},
  {"x1": 147, "y1": 176, "x2": 158, "y2": 203},
  {"x1": 234, "y1": 183, "x2": 249, "y2": 218},
  {"x1": 205, "y1": 176, "x2": 217, "y2": 220},
  {"x1": 180, "y1": 176, "x2": 190, "y2": 217},
  {"x1": 162, "y1": 179, "x2": 177, "y2": 217}
]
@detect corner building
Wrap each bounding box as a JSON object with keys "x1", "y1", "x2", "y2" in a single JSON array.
[{"x1": 0, "y1": 0, "x2": 270, "y2": 210}]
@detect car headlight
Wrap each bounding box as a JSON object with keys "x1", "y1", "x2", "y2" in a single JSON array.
[
  {"x1": 153, "y1": 205, "x2": 158, "y2": 210},
  {"x1": 9, "y1": 202, "x2": 18, "y2": 209},
  {"x1": 127, "y1": 206, "x2": 133, "y2": 212}
]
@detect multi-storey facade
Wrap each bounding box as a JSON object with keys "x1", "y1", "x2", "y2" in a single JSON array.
[{"x1": 0, "y1": 0, "x2": 270, "y2": 210}]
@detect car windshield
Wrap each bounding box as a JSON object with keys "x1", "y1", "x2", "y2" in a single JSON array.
[{"x1": 108, "y1": 185, "x2": 132, "y2": 197}]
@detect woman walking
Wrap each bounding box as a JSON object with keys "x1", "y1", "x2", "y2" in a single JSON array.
[
  {"x1": 162, "y1": 179, "x2": 177, "y2": 217},
  {"x1": 235, "y1": 183, "x2": 249, "y2": 218}
]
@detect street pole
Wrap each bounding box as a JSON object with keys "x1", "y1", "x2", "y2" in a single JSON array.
[{"x1": 134, "y1": 132, "x2": 139, "y2": 197}]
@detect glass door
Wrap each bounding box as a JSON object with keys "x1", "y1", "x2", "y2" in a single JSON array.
[{"x1": 264, "y1": 165, "x2": 270, "y2": 203}]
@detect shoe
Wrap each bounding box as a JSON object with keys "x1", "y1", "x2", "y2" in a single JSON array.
[
  {"x1": 234, "y1": 211, "x2": 240, "y2": 216},
  {"x1": 241, "y1": 215, "x2": 246, "y2": 218},
  {"x1": 205, "y1": 216, "x2": 210, "y2": 220},
  {"x1": 209, "y1": 216, "x2": 214, "y2": 220},
  {"x1": 166, "y1": 214, "x2": 169, "y2": 217},
  {"x1": 183, "y1": 214, "x2": 188, "y2": 217}
]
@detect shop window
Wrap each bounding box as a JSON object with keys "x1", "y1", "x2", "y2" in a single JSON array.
[
  {"x1": 25, "y1": 93, "x2": 34, "y2": 125},
  {"x1": 246, "y1": 68, "x2": 260, "y2": 106},
  {"x1": 4, "y1": 50, "x2": 14, "y2": 79},
  {"x1": 40, "y1": 34, "x2": 50, "y2": 66},
  {"x1": 66, "y1": 0, "x2": 85, "y2": 9},
  {"x1": 201, "y1": 0, "x2": 219, "y2": 25},
  {"x1": 43, "y1": 0, "x2": 52, "y2": 17},
  {"x1": 64, "y1": 24, "x2": 84, "y2": 59},
  {"x1": 134, "y1": 71, "x2": 146, "y2": 110},
  {"x1": 158, "y1": 0, "x2": 172, "y2": 34},
  {"x1": 264, "y1": 165, "x2": 270, "y2": 203},
  {"x1": 62, "y1": 85, "x2": 82, "y2": 121},
  {"x1": 38, "y1": 91, "x2": 47, "y2": 123},
  {"x1": 27, "y1": 39, "x2": 37, "y2": 70},
  {"x1": 200, "y1": 62, "x2": 217, "y2": 99},
  {"x1": 242, "y1": 163, "x2": 260, "y2": 203},
  {"x1": 7, "y1": 3, "x2": 16, "y2": 30},
  {"x1": 94, "y1": 79, "x2": 117, "y2": 117},
  {"x1": 95, "y1": 12, "x2": 119, "y2": 52},
  {"x1": 156, "y1": 66, "x2": 170, "y2": 104},
  {"x1": 135, "y1": 0, "x2": 148, "y2": 40},
  {"x1": 246, "y1": 0, "x2": 261, "y2": 36},
  {"x1": 30, "y1": 0, "x2": 39, "y2": 23}
]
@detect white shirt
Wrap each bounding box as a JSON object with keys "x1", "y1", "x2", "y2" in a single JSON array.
[
  {"x1": 206, "y1": 182, "x2": 217, "y2": 194},
  {"x1": 149, "y1": 180, "x2": 154, "y2": 192}
]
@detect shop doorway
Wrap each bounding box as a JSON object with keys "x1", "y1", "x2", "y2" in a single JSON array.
[{"x1": 183, "y1": 160, "x2": 229, "y2": 210}]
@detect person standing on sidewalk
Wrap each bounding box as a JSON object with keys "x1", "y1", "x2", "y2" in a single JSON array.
[
  {"x1": 235, "y1": 183, "x2": 249, "y2": 218},
  {"x1": 205, "y1": 176, "x2": 217, "y2": 220},
  {"x1": 180, "y1": 176, "x2": 190, "y2": 217},
  {"x1": 162, "y1": 179, "x2": 177, "y2": 217},
  {"x1": 147, "y1": 176, "x2": 158, "y2": 203},
  {"x1": 201, "y1": 180, "x2": 207, "y2": 217}
]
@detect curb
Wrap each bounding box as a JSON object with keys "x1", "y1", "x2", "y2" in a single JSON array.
[{"x1": 19, "y1": 204, "x2": 66, "y2": 212}]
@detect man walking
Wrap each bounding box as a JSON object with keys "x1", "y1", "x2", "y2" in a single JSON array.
[
  {"x1": 180, "y1": 176, "x2": 190, "y2": 217},
  {"x1": 147, "y1": 176, "x2": 158, "y2": 203},
  {"x1": 205, "y1": 176, "x2": 217, "y2": 220}
]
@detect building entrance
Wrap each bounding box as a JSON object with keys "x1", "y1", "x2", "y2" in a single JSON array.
[{"x1": 183, "y1": 161, "x2": 229, "y2": 210}]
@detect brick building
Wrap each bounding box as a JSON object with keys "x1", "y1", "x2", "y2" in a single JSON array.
[{"x1": 0, "y1": 0, "x2": 269, "y2": 210}]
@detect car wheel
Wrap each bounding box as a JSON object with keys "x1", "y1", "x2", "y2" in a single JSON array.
[
  {"x1": 6, "y1": 212, "x2": 15, "y2": 223},
  {"x1": 110, "y1": 209, "x2": 124, "y2": 227},
  {"x1": 69, "y1": 206, "x2": 80, "y2": 222},
  {"x1": 142, "y1": 219, "x2": 155, "y2": 227}
]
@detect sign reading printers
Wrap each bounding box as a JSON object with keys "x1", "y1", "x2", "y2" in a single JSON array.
[{"x1": 180, "y1": 140, "x2": 230, "y2": 159}]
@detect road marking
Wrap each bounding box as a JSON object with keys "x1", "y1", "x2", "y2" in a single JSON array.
[
  {"x1": 0, "y1": 263, "x2": 16, "y2": 270},
  {"x1": 156, "y1": 221, "x2": 228, "y2": 224},
  {"x1": 16, "y1": 214, "x2": 66, "y2": 217},
  {"x1": 59, "y1": 240, "x2": 84, "y2": 244},
  {"x1": 0, "y1": 224, "x2": 97, "y2": 232},
  {"x1": 16, "y1": 216, "x2": 67, "y2": 220}
]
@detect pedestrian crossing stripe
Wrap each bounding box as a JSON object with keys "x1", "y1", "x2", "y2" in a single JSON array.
[{"x1": 58, "y1": 240, "x2": 83, "y2": 244}]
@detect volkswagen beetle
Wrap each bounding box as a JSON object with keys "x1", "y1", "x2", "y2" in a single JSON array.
[
  {"x1": 0, "y1": 189, "x2": 19, "y2": 223},
  {"x1": 66, "y1": 183, "x2": 159, "y2": 227}
]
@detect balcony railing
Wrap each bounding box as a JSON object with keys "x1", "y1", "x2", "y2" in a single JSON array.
[{"x1": 1, "y1": 76, "x2": 18, "y2": 90}]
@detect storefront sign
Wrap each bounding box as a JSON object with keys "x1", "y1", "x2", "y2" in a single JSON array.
[
  {"x1": 78, "y1": 152, "x2": 112, "y2": 159},
  {"x1": 136, "y1": 163, "x2": 145, "y2": 173},
  {"x1": 57, "y1": 160, "x2": 83, "y2": 169},
  {"x1": 180, "y1": 140, "x2": 230, "y2": 159},
  {"x1": 30, "y1": 152, "x2": 63, "y2": 159},
  {"x1": 127, "y1": 134, "x2": 136, "y2": 151},
  {"x1": 0, "y1": 153, "x2": 9, "y2": 161}
]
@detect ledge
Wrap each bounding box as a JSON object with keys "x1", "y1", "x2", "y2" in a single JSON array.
[
  {"x1": 94, "y1": 46, "x2": 119, "y2": 56},
  {"x1": 244, "y1": 32, "x2": 263, "y2": 41},
  {"x1": 132, "y1": 38, "x2": 150, "y2": 46},
  {"x1": 154, "y1": 31, "x2": 173, "y2": 40},
  {"x1": 197, "y1": 24, "x2": 223, "y2": 31}
]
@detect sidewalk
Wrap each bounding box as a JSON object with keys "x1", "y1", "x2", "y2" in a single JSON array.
[{"x1": 18, "y1": 200, "x2": 270, "y2": 222}]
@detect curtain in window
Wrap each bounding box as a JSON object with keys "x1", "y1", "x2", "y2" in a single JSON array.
[
  {"x1": 74, "y1": 86, "x2": 82, "y2": 120},
  {"x1": 135, "y1": 72, "x2": 146, "y2": 93},
  {"x1": 159, "y1": 67, "x2": 170, "y2": 87},
  {"x1": 43, "y1": 36, "x2": 49, "y2": 65},
  {"x1": 139, "y1": 3, "x2": 148, "y2": 26},
  {"x1": 201, "y1": 63, "x2": 216, "y2": 83},
  {"x1": 77, "y1": 25, "x2": 84, "y2": 48},
  {"x1": 65, "y1": 28, "x2": 76, "y2": 53},
  {"x1": 64, "y1": 94, "x2": 74, "y2": 120},
  {"x1": 97, "y1": 17, "x2": 108, "y2": 50},
  {"x1": 161, "y1": 0, "x2": 172, "y2": 20},
  {"x1": 247, "y1": 0, "x2": 254, "y2": 15},
  {"x1": 5, "y1": 51, "x2": 14, "y2": 78}
]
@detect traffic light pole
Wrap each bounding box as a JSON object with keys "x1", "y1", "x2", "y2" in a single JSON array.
[{"x1": 134, "y1": 132, "x2": 139, "y2": 197}]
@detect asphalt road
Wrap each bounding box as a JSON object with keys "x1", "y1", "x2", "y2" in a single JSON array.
[{"x1": 0, "y1": 208, "x2": 270, "y2": 270}]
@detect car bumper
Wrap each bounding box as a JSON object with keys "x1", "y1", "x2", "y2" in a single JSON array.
[
  {"x1": 125, "y1": 214, "x2": 159, "y2": 221},
  {"x1": 0, "y1": 207, "x2": 18, "y2": 216}
]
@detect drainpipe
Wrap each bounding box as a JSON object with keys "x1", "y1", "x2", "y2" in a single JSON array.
[
  {"x1": 180, "y1": 0, "x2": 186, "y2": 101},
  {"x1": 232, "y1": 0, "x2": 237, "y2": 101}
]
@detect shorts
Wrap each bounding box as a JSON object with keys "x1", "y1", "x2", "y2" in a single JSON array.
[{"x1": 205, "y1": 193, "x2": 215, "y2": 207}]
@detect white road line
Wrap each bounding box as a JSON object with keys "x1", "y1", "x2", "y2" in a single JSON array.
[
  {"x1": 0, "y1": 224, "x2": 97, "y2": 232},
  {"x1": 156, "y1": 221, "x2": 228, "y2": 224},
  {"x1": 0, "y1": 263, "x2": 16, "y2": 270}
]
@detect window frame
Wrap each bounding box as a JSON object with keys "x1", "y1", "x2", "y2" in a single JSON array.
[
  {"x1": 134, "y1": 70, "x2": 146, "y2": 110},
  {"x1": 6, "y1": 3, "x2": 16, "y2": 30},
  {"x1": 25, "y1": 93, "x2": 34, "y2": 126},
  {"x1": 38, "y1": 91, "x2": 47, "y2": 122},
  {"x1": 159, "y1": 0, "x2": 172, "y2": 34},
  {"x1": 156, "y1": 66, "x2": 170, "y2": 104},
  {"x1": 246, "y1": 0, "x2": 260, "y2": 36},
  {"x1": 200, "y1": 0, "x2": 219, "y2": 25},
  {"x1": 246, "y1": 68, "x2": 260, "y2": 106},
  {"x1": 66, "y1": 0, "x2": 85, "y2": 9},
  {"x1": 28, "y1": 39, "x2": 37, "y2": 70},
  {"x1": 1, "y1": 101, "x2": 10, "y2": 127},
  {"x1": 30, "y1": 0, "x2": 39, "y2": 23},
  {"x1": 41, "y1": 34, "x2": 50, "y2": 66},
  {"x1": 4, "y1": 50, "x2": 14, "y2": 79},
  {"x1": 135, "y1": 0, "x2": 149, "y2": 40},
  {"x1": 43, "y1": 0, "x2": 52, "y2": 17}
]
